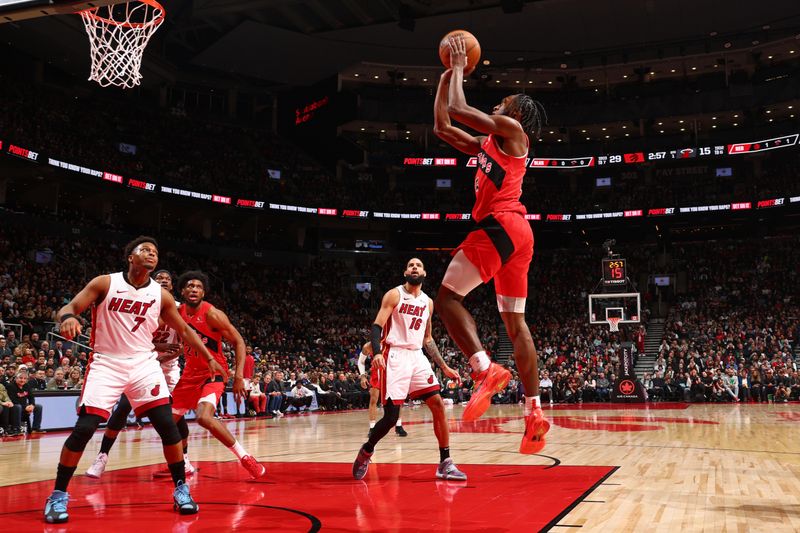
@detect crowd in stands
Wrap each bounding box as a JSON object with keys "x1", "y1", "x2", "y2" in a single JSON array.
[
  {"x1": 2, "y1": 78, "x2": 800, "y2": 218},
  {"x1": 0, "y1": 65, "x2": 798, "y2": 446},
  {"x1": 0, "y1": 208, "x2": 798, "y2": 437},
  {"x1": 644, "y1": 236, "x2": 799, "y2": 403}
]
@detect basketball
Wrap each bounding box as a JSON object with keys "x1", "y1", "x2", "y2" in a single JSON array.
[{"x1": 439, "y1": 30, "x2": 481, "y2": 75}]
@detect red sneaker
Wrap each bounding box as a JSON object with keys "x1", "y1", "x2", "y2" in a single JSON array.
[
  {"x1": 462, "y1": 362, "x2": 511, "y2": 422},
  {"x1": 240, "y1": 455, "x2": 266, "y2": 479},
  {"x1": 519, "y1": 407, "x2": 550, "y2": 455}
]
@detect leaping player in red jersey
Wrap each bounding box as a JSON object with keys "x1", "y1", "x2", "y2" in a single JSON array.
[
  {"x1": 352, "y1": 258, "x2": 466, "y2": 481},
  {"x1": 358, "y1": 341, "x2": 408, "y2": 438},
  {"x1": 169, "y1": 270, "x2": 266, "y2": 479},
  {"x1": 44, "y1": 237, "x2": 227, "y2": 524},
  {"x1": 433, "y1": 35, "x2": 550, "y2": 454}
]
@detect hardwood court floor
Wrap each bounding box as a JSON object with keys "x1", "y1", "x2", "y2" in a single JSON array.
[{"x1": 2, "y1": 402, "x2": 799, "y2": 532}]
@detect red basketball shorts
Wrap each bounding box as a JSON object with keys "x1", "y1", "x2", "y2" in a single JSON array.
[
  {"x1": 369, "y1": 365, "x2": 381, "y2": 390},
  {"x1": 455, "y1": 211, "x2": 533, "y2": 298},
  {"x1": 171, "y1": 374, "x2": 226, "y2": 416}
]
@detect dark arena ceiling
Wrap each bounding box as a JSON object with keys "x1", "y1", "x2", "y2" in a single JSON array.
[{"x1": 2, "y1": 0, "x2": 800, "y2": 88}]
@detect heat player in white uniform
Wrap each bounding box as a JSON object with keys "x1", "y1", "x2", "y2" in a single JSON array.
[
  {"x1": 86, "y1": 270, "x2": 194, "y2": 479},
  {"x1": 352, "y1": 258, "x2": 467, "y2": 481},
  {"x1": 43, "y1": 237, "x2": 227, "y2": 525},
  {"x1": 358, "y1": 341, "x2": 408, "y2": 438}
]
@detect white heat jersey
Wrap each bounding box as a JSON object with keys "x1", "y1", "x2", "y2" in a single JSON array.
[
  {"x1": 383, "y1": 285, "x2": 430, "y2": 351},
  {"x1": 91, "y1": 272, "x2": 162, "y2": 358}
]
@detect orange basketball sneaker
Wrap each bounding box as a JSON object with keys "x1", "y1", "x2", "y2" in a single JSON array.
[
  {"x1": 519, "y1": 407, "x2": 550, "y2": 454},
  {"x1": 462, "y1": 362, "x2": 511, "y2": 422}
]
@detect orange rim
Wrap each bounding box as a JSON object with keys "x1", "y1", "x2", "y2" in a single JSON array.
[{"x1": 80, "y1": 0, "x2": 165, "y2": 29}]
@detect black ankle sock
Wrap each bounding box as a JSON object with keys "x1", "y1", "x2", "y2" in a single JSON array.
[
  {"x1": 363, "y1": 442, "x2": 375, "y2": 454},
  {"x1": 168, "y1": 460, "x2": 186, "y2": 487},
  {"x1": 439, "y1": 447, "x2": 450, "y2": 463},
  {"x1": 55, "y1": 463, "x2": 77, "y2": 492},
  {"x1": 100, "y1": 435, "x2": 115, "y2": 455},
  {"x1": 183, "y1": 445, "x2": 188, "y2": 455}
]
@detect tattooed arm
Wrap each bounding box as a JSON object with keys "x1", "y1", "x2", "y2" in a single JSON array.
[{"x1": 424, "y1": 299, "x2": 460, "y2": 383}]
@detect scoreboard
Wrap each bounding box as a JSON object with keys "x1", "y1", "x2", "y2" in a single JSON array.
[{"x1": 602, "y1": 259, "x2": 627, "y2": 286}]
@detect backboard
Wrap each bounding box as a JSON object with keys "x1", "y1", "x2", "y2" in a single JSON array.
[
  {"x1": 588, "y1": 292, "x2": 641, "y2": 326},
  {"x1": 0, "y1": 1, "x2": 122, "y2": 23}
]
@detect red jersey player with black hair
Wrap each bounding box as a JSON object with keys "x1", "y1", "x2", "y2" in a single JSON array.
[
  {"x1": 170, "y1": 270, "x2": 266, "y2": 478},
  {"x1": 433, "y1": 35, "x2": 550, "y2": 454}
]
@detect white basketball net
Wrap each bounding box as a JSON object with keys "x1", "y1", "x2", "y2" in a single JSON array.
[
  {"x1": 608, "y1": 317, "x2": 621, "y2": 332},
  {"x1": 80, "y1": 0, "x2": 165, "y2": 89}
]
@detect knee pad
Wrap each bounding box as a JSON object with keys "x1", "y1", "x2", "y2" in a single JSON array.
[
  {"x1": 64, "y1": 414, "x2": 103, "y2": 452},
  {"x1": 147, "y1": 404, "x2": 181, "y2": 446},
  {"x1": 176, "y1": 416, "x2": 189, "y2": 441},
  {"x1": 416, "y1": 390, "x2": 441, "y2": 403}
]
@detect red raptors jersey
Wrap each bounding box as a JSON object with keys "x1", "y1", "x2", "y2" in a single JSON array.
[
  {"x1": 179, "y1": 301, "x2": 226, "y2": 379},
  {"x1": 472, "y1": 134, "x2": 527, "y2": 222}
]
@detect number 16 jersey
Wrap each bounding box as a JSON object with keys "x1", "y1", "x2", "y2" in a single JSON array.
[{"x1": 383, "y1": 285, "x2": 430, "y2": 351}]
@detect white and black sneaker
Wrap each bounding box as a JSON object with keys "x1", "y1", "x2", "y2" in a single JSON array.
[
  {"x1": 86, "y1": 453, "x2": 108, "y2": 479},
  {"x1": 436, "y1": 458, "x2": 467, "y2": 481}
]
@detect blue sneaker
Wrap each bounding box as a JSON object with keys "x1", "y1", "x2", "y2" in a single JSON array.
[
  {"x1": 352, "y1": 446, "x2": 373, "y2": 480},
  {"x1": 44, "y1": 490, "x2": 69, "y2": 523},
  {"x1": 172, "y1": 480, "x2": 199, "y2": 514}
]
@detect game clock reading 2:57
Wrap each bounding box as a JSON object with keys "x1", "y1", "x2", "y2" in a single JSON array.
[{"x1": 602, "y1": 259, "x2": 627, "y2": 285}]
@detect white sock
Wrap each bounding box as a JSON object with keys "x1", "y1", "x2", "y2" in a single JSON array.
[
  {"x1": 469, "y1": 351, "x2": 491, "y2": 374},
  {"x1": 369, "y1": 421, "x2": 376, "y2": 428},
  {"x1": 524, "y1": 395, "x2": 541, "y2": 416},
  {"x1": 184, "y1": 453, "x2": 191, "y2": 464},
  {"x1": 395, "y1": 418, "x2": 402, "y2": 427},
  {"x1": 229, "y1": 440, "x2": 248, "y2": 460}
]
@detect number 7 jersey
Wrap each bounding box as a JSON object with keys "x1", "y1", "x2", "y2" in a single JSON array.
[
  {"x1": 91, "y1": 272, "x2": 162, "y2": 357},
  {"x1": 383, "y1": 285, "x2": 430, "y2": 351}
]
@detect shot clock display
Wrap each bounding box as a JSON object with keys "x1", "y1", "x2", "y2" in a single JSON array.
[{"x1": 602, "y1": 258, "x2": 627, "y2": 286}]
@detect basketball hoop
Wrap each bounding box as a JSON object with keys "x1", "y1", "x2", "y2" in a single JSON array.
[
  {"x1": 79, "y1": 0, "x2": 165, "y2": 89},
  {"x1": 608, "y1": 317, "x2": 621, "y2": 332}
]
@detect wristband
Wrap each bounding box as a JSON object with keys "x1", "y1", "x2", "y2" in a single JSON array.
[
  {"x1": 59, "y1": 314, "x2": 77, "y2": 323},
  {"x1": 370, "y1": 323, "x2": 383, "y2": 357}
]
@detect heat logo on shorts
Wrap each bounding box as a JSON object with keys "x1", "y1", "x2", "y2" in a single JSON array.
[{"x1": 151, "y1": 384, "x2": 160, "y2": 396}]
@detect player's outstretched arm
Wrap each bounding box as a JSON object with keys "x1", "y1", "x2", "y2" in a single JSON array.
[
  {"x1": 433, "y1": 69, "x2": 483, "y2": 155},
  {"x1": 159, "y1": 290, "x2": 228, "y2": 380},
  {"x1": 370, "y1": 289, "x2": 400, "y2": 370},
  {"x1": 423, "y1": 299, "x2": 460, "y2": 383},
  {"x1": 57, "y1": 275, "x2": 110, "y2": 340},
  {"x1": 446, "y1": 36, "x2": 524, "y2": 140},
  {"x1": 207, "y1": 307, "x2": 247, "y2": 401}
]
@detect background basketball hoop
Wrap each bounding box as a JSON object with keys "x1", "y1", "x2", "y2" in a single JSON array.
[
  {"x1": 79, "y1": 0, "x2": 165, "y2": 89},
  {"x1": 607, "y1": 317, "x2": 621, "y2": 332}
]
